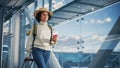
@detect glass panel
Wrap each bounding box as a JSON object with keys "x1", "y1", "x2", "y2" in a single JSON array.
[
  {"x1": 2, "y1": 20, "x2": 12, "y2": 68},
  {"x1": 53, "y1": 2, "x2": 120, "y2": 68}
]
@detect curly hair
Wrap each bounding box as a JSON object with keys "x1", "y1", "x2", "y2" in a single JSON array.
[{"x1": 35, "y1": 11, "x2": 51, "y2": 22}]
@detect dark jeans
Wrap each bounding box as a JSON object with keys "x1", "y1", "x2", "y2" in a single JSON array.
[{"x1": 32, "y1": 47, "x2": 50, "y2": 68}]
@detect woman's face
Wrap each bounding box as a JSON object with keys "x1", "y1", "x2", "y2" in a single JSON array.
[{"x1": 40, "y1": 11, "x2": 49, "y2": 22}]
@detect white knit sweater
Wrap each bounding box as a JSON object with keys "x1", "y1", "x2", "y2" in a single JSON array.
[{"x1": 26, "y1": 22, "x2": 52, "y2": 53}]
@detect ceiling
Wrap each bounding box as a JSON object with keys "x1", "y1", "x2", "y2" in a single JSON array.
[
  {"x1": 0, "y1": 0, "x2": 34, "y2": 22},
  {"x1": 48, "y1": 0, "x2": 120, "y2": 26},
  {"x1": 0, "y1": 0, "x2": 120, "y2": 25}
]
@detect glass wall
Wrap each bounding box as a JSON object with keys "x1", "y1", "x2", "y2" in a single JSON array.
[{"x1": 53, "y1": 2, "x2": 120, "y2": 68}]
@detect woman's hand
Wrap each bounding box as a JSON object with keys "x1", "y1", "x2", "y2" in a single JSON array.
[
  {"x1": 51, "y1": 34, "x2": 58, "y2": 44},
  {"x1": 24, "y1": 57, "x2": 34, "y2": 61},
  {"x1": 52, "y1": 35, "x2": 58, "y2": 42}
]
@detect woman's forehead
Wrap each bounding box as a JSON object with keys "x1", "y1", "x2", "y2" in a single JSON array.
[{"x1": 41, "y1": 11, "x2": 49, "y2": 14}]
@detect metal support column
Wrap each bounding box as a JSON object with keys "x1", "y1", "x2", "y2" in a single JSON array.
[
  {"x1": 34, "y1": 0, "x2": 38, "y2": 24},
  {"x1": 42, "y1": 0, "x2": 45, "y2": 7},
  {"x1": 8, "y1": 11, "x2": 21, "y2": 68},
  {"x1": 88, "y1": 16, "x2": 120, "y2": 68},
  {"x1": 0, "y1": 6, "x2": 4, "y2": 68},
  {"x1": 18, "y1": 10, "x2": 26, "y2": 68},
  {"x1": 35, "y1": 0, "x2": 38, "y2": 9},
  {"x1": 49, "y1": 0, "x2": 52, "y2": 11}
]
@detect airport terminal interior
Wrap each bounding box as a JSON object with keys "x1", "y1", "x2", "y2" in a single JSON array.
[{"x1": 0, "y1": 0, "x2": 120, "y2": 68}]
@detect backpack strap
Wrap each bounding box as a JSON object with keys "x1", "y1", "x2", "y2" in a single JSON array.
[
  {"x1": 32, "y1": 24, "x2": 37, "y2": 48},
  {"x1": 32, "y1": 24, "x2": 37, "y2": 37},
  {"x1": 48, "y1": 25, "x2": 53, "y2": 45}
]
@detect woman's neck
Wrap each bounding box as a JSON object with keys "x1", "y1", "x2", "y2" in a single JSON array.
[{"x1": 40, "y1": 21, "x2": 47, "y2": 25}]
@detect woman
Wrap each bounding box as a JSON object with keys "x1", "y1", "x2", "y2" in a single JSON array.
[{"x1": 26, "y1": 7, "x2": 58, "y2": 68}]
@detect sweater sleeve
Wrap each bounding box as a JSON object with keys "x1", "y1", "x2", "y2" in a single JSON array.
[{"x1": 26, "y1": 26, "x2": 34, "y2": 57}]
